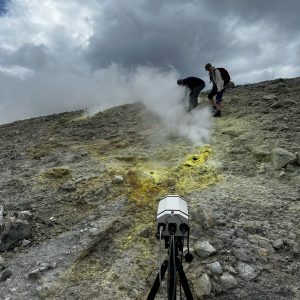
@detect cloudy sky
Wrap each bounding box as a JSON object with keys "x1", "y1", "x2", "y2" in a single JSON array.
[{"x1": 0, "y1": 0, "x2": 300, "y2": 125}]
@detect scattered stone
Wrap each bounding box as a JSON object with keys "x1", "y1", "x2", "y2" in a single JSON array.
[
  {"x1": 296, "y1": 152, "x2": 300, "y2": 165},
  {"x1": 263, "y1": 94, "x2": 277, "y2": 100},
  {"x1": 112, "y1": 175, "x2": 124, "y2": 184},
  {"x1": 22, "y1": 239, "x2": 31, "y2": 247},
  {"x1": 0, "y1": 256, "x2": 5, "y2": 269},
  {"x1": 279, "y1": 171, "x2": 286, "y2": 177},
  {"x1": 194, "y1": 241, "x2": 217, "y2": 258},
  {"x1": 16, "y1": 211, "x2": 33, "y2": 221},
  {"x1": 139, "y1": 228, "x2": 150, "y2": 238},
  {"x1": 227, "y1": 266, "x2": 238, "y2": 275},
  {"x1": 243, "y1": 221, "x2": 262, "y2": 234},
  {"x1": 220, "y1": 272, "x2": 238, "y2": 289},
  {"x1": 0, "y1": 205, "x2": 3, "y2": 228},
  {"x1": 193, "y1": 273, "x2": 212, "y2": 298},
  {"x1": 273, "y1": 239, "x2": 284, "y2": 250},
  {"x1": 248, "y1": 235, "x2": 274, "y2": 253},
  {"x1": 291, "y1": 242, "x2": 300, "y2": 255},
  {"x1": 256, "y1": 248, "x2": 270, "y2": 261},
  {"x1": 233, "y1": 248, "x2": 255, "y2": 263},
  {"x1": 252, "y1": 145, "x2": 271, "y2": 160},
  {"x1": 271, "y1": 148, "x2": 296, "y2": 170},
  {"x1": 27, "y1": 262, "x2": 54, "y2": 279},
  {"x1": 28, "y1": 268, "x2": 41, "y2": 279},
  {"x1": 93, "y1": 186, "x2": 109, "y2": 200},
  {"x1": 270, "y1": 99, "x2": 297, "y2": 109},
  {"x1": 237, "y1": 262, "x2": 259, "y2": 281},
  {"x1": 0, "y1": 269, "x2": 12, "y2": 282},
  {"x1": 206, "y1": 261, "x2": 223, "y2": 275}
]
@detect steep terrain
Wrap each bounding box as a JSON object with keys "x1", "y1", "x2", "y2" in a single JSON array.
[{"x1": 0, "y1": 77, "x2": 299, "y2": 299}]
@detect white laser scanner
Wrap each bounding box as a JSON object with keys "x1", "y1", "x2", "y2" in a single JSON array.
[{"x1": 156, "y1": 195, "x2": 189, "y2": 237}]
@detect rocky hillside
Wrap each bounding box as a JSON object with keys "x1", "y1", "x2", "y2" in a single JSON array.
[{"x1": 0, "y1": 77, "x2": 299, "y2": 299}]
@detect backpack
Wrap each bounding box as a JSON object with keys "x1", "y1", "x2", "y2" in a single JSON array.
[{"x1": 216, "y1": 68, "x2": 230, "y2": 86}]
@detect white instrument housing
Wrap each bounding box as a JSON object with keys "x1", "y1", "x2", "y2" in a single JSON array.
[{"x1": 157, "y1": 195, "x2": 189, "y2": 237}]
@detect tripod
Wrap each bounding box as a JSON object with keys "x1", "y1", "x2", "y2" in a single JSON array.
[{"x1": 147, "y1": 233, "x2": 194, "y2": 300}]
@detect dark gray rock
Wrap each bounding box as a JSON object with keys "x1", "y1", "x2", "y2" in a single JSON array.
[
  {"x1": 139, "y1": 228, "x2": 150, "y2": 238},
  {"x1": 0, "y1": 269, "x2": 12, "y2": 281},
  {"x1": 0, "y1": 219, "x2": 32, "y2": 252}
]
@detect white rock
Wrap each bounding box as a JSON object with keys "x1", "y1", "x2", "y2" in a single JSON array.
[
  {"x1": 194, "y1": 241, "x2": 217, "y2": 258},
  {"x1": 237, "y1": 262, "x2": 259, "y2": 281},
  {"x1": 207, "y1": 261, "x2": 223, "y2": 275},
  {"x1": 220, "y1": 272, "x2": 238, "y2": 289},
  {"x1": 112, "y1": 175, "x2": 124, "y2": 184}
]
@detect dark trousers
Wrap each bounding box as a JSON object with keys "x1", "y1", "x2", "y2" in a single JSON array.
[
  {"x1": 189, "y1": 82, "x2": 205, "y2": 110},
  {"x1": 208, "y1": 85, "x2": 225, "y2": 104}
]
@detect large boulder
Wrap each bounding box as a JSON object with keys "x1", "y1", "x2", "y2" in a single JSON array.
[{"x1": 271, "y1": 148, "x2": 296, "y2": 170}]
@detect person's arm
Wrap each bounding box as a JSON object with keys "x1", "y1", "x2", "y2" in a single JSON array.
[{"x1": 214, "y1": 70, "x2": 224, "y2": 92}]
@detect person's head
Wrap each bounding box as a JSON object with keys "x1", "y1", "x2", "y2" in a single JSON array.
[
  {"x1": 177, "y1": 79, "x2": 184, "y2": 86},
  {"x1": 205, "y1": 63, "x2": 213, "y2": 73}
]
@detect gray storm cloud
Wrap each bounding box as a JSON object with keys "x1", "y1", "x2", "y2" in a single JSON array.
[{"x1": 0, "y1": 0, "x2": 300, "y2": 135}]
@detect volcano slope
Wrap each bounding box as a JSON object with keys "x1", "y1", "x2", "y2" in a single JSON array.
[{"x1": 0, "y1": 77, "x2": 299, "y2": 299}]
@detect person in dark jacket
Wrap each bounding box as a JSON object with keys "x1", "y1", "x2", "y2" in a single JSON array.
[{"x1": 177, "y1": 77, "x2": 205, "y2": 112}]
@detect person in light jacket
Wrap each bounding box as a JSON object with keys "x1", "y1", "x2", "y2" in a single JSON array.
[{"x1": 205, "y1": 63, "x2": 225, "y2": 117}]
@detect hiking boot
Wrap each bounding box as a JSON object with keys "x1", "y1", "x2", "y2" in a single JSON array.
[
  {"x1": 213, "y1": 109, "x2": 221, "y2": 117},
  {"x1": 211, "y1": 105, "x2": 217, "y2": 113}
]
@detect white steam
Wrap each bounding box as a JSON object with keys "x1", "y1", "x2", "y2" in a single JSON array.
[{"x1": 0, "y1": 64, "x2": 211, "y2": 144}]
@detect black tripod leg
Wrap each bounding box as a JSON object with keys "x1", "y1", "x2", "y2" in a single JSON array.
[
  {"x1": 176, "y1": 258, "x2": 194, "y2": 300},
  {"x1": 147, "y1": 260, "x2": 168, "y2": 300}
]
